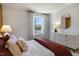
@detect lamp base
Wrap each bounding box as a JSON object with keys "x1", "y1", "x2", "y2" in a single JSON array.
[
  {"x1": 3, "y1": 32, "x2": 10, "y2": 36},
  {"x1": 55, "y1": 28, "x2": 58, "y2": 32}
]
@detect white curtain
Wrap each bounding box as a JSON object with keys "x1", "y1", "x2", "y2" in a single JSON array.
[{"x1": 27, "y1": 11, "x2": 34, "y2": 40}]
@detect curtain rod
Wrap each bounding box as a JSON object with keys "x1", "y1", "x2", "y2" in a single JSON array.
[{"x1": 27, "y1": 10, "x2": 49, "y2": 15}]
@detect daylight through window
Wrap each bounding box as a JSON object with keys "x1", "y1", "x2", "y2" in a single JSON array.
[{"x1": 33, "y1": 15, "x2": 44, "y2": 35}]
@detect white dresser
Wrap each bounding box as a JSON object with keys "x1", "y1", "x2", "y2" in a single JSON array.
[{"x1": 50, "y1": 32, "x2": 79, "y2": 50}]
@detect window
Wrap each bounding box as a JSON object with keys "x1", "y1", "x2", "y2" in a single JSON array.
[{"x1": 33, "y1": 15, "x2": 44, "y2": 35}]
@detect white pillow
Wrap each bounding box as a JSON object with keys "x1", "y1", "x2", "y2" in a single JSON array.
[
  {"x1": 9, "y1": 35, "x2": 17, "y2": 43},
  {"x1": 7, "y1": 38, "x2": 22, "y2": 56},
  {"x1": 5, "y1": 35, "x2": 17, "y2": 48},
  {"x1": 17, "y1": 36, "x2": 28, "y2": 52}
]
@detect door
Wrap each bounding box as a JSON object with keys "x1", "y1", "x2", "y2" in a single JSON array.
[{"x1": 0, "y1": 4, "x2": 2, "y2": 29}]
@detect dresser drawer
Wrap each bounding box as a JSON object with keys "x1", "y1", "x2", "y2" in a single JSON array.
[
  {"x1": 67, "y1": 35, "x2": 79, "y2": 41},
  {"x1": 55, "y1": 39, "x2": 66, "y2": 45},
  {"x1": 67, "y1": 35, "x2": 79, "y2": 48},
  {"x1": 51, "y1": 33, "x2": 79, "y2": 50},
  {"x1": 66, "y1": 41, "x2": 79, "y2": 49}
]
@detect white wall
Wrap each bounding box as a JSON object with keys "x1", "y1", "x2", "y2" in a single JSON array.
[
  {"x1": 50, "y1": 4, "x2": 79, "y2": 39},
  {"x1": 2, "y1": 5, "x2": 29, "y2": 40}
]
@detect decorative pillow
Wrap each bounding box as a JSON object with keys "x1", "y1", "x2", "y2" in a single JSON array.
[
  {"x1": 5, "y1": 35, "x2": 18, "y2": 48},
  {"x1": 0, "y1": 39, "x2": 6, "y2": 48},
  {"x1": 0, "y1": 35, "x2": 10, "y2": 42},
  {"x1": 17, "y1": 36, "x2": 28, "y2": 52},
  {"x1": 9, "y1": 35, "x2": 17, "y2": 43},
  {"x1": 0, "y1": 35, "x2": 9, "y2": 48},
  {"x1": 6, "y1": 38, "x2": 22, "y2": 56}
]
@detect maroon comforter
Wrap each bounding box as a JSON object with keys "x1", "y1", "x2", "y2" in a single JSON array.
[
  {"x1": 0, "y1": 48, "x2": 12, "y2": 56},
  {"x1": 34, "y1": 38, "x2": 72, "y2": 56}
]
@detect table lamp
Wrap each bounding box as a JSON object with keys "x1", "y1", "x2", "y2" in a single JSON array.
[
  {"x1": 0, "y1": 25, "x2": 12, "y2": 36},
  {"x1": 53, "y1": 22, "x2": 61, "y2": 32}
]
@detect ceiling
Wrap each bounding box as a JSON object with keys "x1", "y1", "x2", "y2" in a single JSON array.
[{"x1": 2, "y1": 3, "x2": 73, "y2": 13}]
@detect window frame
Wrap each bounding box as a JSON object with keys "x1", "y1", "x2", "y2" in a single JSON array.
[{"x1": 33, "y1": 15, "x2": 45, "y2": 35}]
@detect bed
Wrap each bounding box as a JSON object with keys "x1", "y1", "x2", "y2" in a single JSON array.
[
  {"x1": 22, "y1": 38, "x2": 72, "y2": 56},
  {"x1": 22, "y1": 40, "x2": 55, "y2": 56},
  {"x1": 0, "y1": 35, "x2": 72, "y2": 56},
  {"x1": 34, "y1": 38, "x2": 72, "y2": 56}
]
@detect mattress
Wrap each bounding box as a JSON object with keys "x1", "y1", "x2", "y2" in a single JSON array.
[{"x1": 22, "y1": 40, "x2": 55, "y2": 56}]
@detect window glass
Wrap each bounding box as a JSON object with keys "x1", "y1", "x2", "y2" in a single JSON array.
[{"x1": 33, "y1": 15, "x2": 44, "y2": 35}]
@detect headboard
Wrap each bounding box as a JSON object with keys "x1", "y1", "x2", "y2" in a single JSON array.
[{"x1": 0, "y1": 4, "x2": 3, "y2": 30}]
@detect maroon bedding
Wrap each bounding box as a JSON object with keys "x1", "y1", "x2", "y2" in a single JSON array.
[
  {"x1": 0, "y1": 48, "x2": 12, "y2": 56},
  {"x1": 0, "y1": 35, "x2": 12, "y2": 56},
  {"x1": 34, "y1": 38, "x2": 72, "y2": 56}
]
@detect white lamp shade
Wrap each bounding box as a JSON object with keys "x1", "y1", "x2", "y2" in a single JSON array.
[
  {"x1": 53, "y1": 22, "x2": 61, "y2": 29},
  {"x1": 0, "y1": 25, "x2": 12, "y2": 32}
]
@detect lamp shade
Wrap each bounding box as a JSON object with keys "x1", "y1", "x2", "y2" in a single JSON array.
[
  {"x1": 53, "y1": 22, "x2": 61, "y2": 29},
  {"x1": 0, "y1": 25, "x2": 12, "y2": 32}
]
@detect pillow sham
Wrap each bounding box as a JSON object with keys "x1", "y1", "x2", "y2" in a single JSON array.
[
  {"x1": 9, "y1": 35, "x2": 17, "y2": 43},
  {"x1": 6, "y1": 38, "x2": 22, "y2": 56},
  {"x1": 0, "y1": 39, "x2": 6, "y2": 48},
  {"x1": 5, "y1": 35, "x2": 17, "y2": 48},
  {"x1": 17, "y1": 36, "x2": 28, "y2": 52},
  {"x1": 0, "y1": 35, "x2": 9, "y2": 48},
  {"x1": 0, "y1": 35, "x2": 9, "y2": 42}
]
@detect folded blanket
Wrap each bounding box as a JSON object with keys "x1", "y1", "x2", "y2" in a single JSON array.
[{"x1": 34, "y1": 38, "x2": 72, "y2": 56}]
